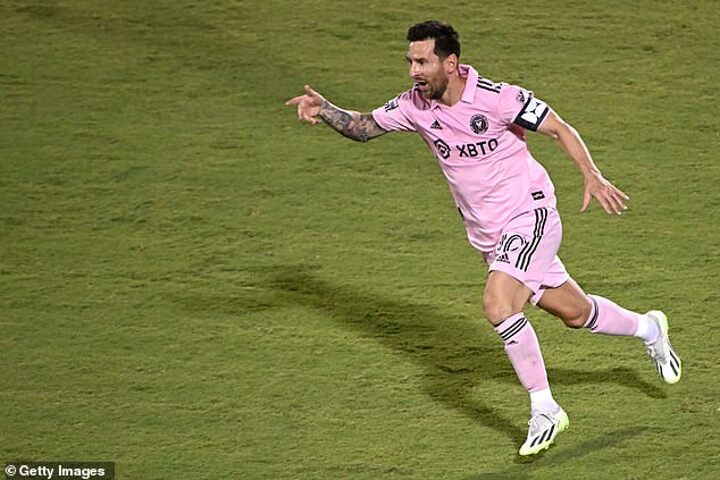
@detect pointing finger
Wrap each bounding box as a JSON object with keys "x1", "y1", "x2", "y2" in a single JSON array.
[{"x1": 304, "y1": 84, "x2": 319, "y2": 98}]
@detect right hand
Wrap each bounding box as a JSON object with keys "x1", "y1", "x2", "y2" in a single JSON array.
[{"x1": 285, "y1": 85, "x2": 326, "y2": 125}]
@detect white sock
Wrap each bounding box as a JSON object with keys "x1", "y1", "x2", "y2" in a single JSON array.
[
  {"x1": 530, "y1": 387, "x2": 560, "y2": 414},
  {"x1": 635, "y1": 314, "x2": 660, "y2": 344}
]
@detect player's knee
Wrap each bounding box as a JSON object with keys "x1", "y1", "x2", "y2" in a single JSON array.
[
  {"x1": 482, "y1": 292, "x2": 514, "y2": 326},
  {"x1": 561, "y1": 298, "x2": 593, "y2": 329}
]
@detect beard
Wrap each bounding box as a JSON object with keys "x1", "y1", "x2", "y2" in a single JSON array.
[{"x1": 423, "y1": 75, "x2": 449, "y2": 100}]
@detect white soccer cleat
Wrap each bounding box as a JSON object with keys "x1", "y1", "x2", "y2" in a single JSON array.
[
  {"x1": 645, "y1": 311, "x2": 682, "y2": 384},
  {"x1": 518, "y1": 407, "x2": 569, "y2": 456}
]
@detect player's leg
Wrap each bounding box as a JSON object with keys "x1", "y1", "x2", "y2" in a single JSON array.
[
  {"x1": 536, "y1": 273, "x2": 682, "y2": 384},
  {"x1": 531, "y1": 277, "x2": 591, "y2": 328},
  {"x1": 483, "y1": 207, "x2": 568, "y2": 455},
  {"x1": 483, "y1": 270, "x2": 533, "y2": 324},
  {"x1": 537, "y1": 277, "x2": 643, "y2": 334},
  {"x1": 483, "y1": 270, "x2": 568, "y2": 456},
  {"x1": 484, "y1": 271, "x2": 547, "y2": 396}
]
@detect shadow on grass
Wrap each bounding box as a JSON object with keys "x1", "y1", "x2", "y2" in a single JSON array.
[
  {"x1": 465, "y1": 426, "x2": 648, "y2": 479},
  {"x1": 548, "y1": 366, "x2": 666, "y2": 399},
  {"x1": 264, "y1": 266, "x2": 524, "y2": 441},
  {"x1": 255, "y1": 266, "x2": 664, "y2": 443}
]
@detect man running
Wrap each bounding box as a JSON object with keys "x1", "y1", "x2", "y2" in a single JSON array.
[{"x1": 285, "y1": 20, "x2": 681, "y2": 455}]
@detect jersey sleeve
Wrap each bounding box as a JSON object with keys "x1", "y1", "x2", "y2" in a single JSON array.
[
  {"x1": 370, "y1": 91, "x2": 417, "y2": 132},
  {"x1": 497, "y1": 83, "x2": 550, "y2": 132}
]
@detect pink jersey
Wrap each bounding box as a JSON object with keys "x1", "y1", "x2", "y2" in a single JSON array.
[{"x1": 371, "y1": 64, "x2": 557, "y2": 252}]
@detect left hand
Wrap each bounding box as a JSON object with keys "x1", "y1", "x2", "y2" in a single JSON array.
[{"x1": 581, "y1": 171, "x2": 629, "y2": 215}]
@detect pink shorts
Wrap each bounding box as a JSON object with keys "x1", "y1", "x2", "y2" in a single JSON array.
[{"x1": 483, "y1": 207, "x2": 570, "y2": 305}]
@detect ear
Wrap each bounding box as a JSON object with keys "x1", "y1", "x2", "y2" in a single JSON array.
[{"x1": 445, "y1": 54, "x2": 459, "y2": 74}]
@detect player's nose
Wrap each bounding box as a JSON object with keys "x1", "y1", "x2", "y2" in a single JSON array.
[{"x1": 408, "y1": 63, "x2": 421, "y2": 78}]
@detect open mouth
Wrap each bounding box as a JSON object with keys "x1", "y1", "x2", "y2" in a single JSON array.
[{"x1": 415, "y1": 80, "x2": 429, "y2": 90}]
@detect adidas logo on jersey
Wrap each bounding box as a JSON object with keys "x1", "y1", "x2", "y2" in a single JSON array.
[{"x1": 430, "y1": 120, "x2": 442, "y2": 129}]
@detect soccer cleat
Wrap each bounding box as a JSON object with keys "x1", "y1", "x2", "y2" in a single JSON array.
[
  {"x1": 518, "y1": 407, "x2": 569, "y2": 456},
  {"x1": 645, "y1": 311, "x2": 682, "y2": 384}
]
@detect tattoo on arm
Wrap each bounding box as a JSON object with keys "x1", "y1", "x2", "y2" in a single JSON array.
[{"x1": 318, "y1": 101, "x2": 386, "y2": 142}]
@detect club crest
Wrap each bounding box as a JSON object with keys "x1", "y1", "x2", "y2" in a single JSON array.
[{"x1": 469, "y1": 114, "x2": 489, "y2": 135}]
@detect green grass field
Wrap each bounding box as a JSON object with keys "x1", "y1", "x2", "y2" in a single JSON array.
[{"x1": 2, "y1": 1, "x2": 719, "y2": 478}]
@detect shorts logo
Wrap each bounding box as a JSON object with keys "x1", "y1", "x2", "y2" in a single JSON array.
[
  {"x1": 495, "y1": 234, "x2": 528, "y2": 264},
  {"x1": 469, "y1": 114, "x2": 489, "y2": 135},
  {"x1": 516, "y1": 90, "x2": 526, "y2": 103},
  {"x1": 434, "y1": 138, "x2": 451, "y2": 159},
  {"x1": 532, "y1": 190, "x2": 545, "y2": 200}
]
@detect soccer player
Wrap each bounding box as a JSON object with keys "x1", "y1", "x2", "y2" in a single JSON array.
[{"x1": 285, "y1": 20, "x2": 682, "y2": 455}]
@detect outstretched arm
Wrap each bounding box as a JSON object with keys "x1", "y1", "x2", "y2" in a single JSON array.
[
  {"x1": 285, "y1": 85, "x2": 387, "y2": 142},
  {"x1": 317, "y1": 102, "x2": 387, "y2": 143},
  {"x1": 537, "y1": 110, "x2": 629, "y2": 215}
]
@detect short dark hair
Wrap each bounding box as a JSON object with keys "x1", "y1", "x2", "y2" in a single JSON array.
[{"x1": 406, "y1": 20, "x2": 461, "y2": 59}]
